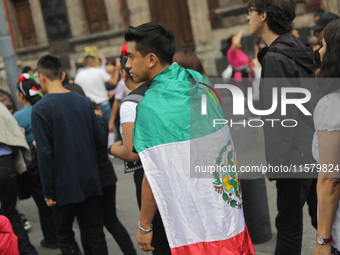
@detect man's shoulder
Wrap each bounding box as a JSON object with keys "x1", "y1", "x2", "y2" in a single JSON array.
[
  {"x1": 14, "y1": 106, "x2": 30, "y2": 118},
  {"x1": 261, "y1": 51, "x2": 295, "y2": 68},
  {"x1": 33, "y1": 96, "x2": 48, "y2": 109},
  {"x1": 75, "y1": 67, "x2": 100, "y2": 78},
  {"x1": 34, "y1": 92, "x2": 87, "y2": 108}
]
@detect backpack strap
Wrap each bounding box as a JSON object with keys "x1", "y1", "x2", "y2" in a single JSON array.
[{"x1": 121, "y1": 94, "x2": 145, "y2": 105}]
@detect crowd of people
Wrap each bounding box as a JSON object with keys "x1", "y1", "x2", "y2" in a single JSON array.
[{"x1": 1, "y1": 0, "x2": 340, "y2": 254}]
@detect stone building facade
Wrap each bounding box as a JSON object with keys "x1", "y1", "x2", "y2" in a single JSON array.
[{"x1": 0, "y1": 0, "x2": 339, "y2": 82}]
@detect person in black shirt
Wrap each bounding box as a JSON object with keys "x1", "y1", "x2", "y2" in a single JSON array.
[
  {"x1": 248, "y1": 0, "x2": 317, "y2": 254},
  {"x1": 32, "y1": 55, "x2": 108, "y2": 255}
]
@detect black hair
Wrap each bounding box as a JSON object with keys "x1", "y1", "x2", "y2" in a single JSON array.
[
  {"x1": 17, "y1": 77, "x2": 42, "y2": 105},
  {"x1": 248, "y1": 0, "x2": 296, "y2": 34},
  {"x1": 120, "y1": 54, "x2": 132, "y2": 79},
  {"x1": 319, "y1": 19, "x2": 340, "y2": 79},
  {"x1": 120, "y1": 55, "x2": 129, "y2": 70},
  {"x1": 315, "y1": 19, "x2": 340, "y2": 100},
  {"x1": 106, "y1": 58, "x2": 115, "y2": 66},
  {"x1": 84, "y1": 55, "x2": 95, "y2": 66},
  {"x1": 0, "y1": 89, "x2": 17, "y2": 114},
  {"x1": 314, "y1": 9, "x2": 325, "y2": 17},
  {"x1": 63, "y1": 83, "x2": 86, "y2": 96},
  {"x1": 22, "y1": 66, "x2": 33, "y2": 74},
  {"x1": 62, "y1": 71, "x2": 69, "y2": 86},
  {"x1": 37, "y1": 54, "x2": 63, "y2": 81},
  {"x1": 124, "y1": 22, "x2": 176, "y2": 65}
]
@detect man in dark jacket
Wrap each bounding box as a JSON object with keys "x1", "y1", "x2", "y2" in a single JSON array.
[{"x1": 248, "y1": 0, "x2": 317, "y2": 254}]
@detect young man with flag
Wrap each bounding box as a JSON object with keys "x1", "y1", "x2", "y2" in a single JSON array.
[{"x1": 124, "y1": 22, "x2": 254, "y2": 254}]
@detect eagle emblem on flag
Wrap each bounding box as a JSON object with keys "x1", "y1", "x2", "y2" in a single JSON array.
[{"x1": 213, "y1": 140, "x2": 242, "y2": 209}]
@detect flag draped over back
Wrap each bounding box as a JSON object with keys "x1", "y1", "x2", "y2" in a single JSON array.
[{"x1": 133, "y1": 63, "x2": 254, "y2": 254}]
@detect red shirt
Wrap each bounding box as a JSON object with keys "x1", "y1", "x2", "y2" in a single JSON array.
[{"x1": 0, "y1": 216, "x2": 19, "y2": 255}]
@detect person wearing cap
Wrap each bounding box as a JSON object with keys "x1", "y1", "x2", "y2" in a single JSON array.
[
  {"x1": 314, "y1": 9, "x2": 325, "y2": 24},
  {"x1": 311, "y1": 12, "x2": 339, "y2": 72},
  {"x1": 311, "y1": 12, "x2": 339, "y2": 45}
]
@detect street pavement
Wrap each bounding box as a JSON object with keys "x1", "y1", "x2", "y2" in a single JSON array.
[{"x1": 21, "y1": 91, "x2": 316, "y2": 254}]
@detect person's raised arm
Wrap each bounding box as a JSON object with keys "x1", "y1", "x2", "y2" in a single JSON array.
[{"x1": 231, "y1": 30, "x2": 244, "y2": 52}]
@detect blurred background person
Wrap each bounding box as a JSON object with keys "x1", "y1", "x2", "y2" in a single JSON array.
[
  {"x1": 292, "y1": 28, "x2": 300, "y2": 38},
  {"x1": 0, "y1": 215, "x2": 19, "y2": 254},
  {"x1": 0, "y1": 102, "x2": 38, "y2": 255},
  {"x1": 75, "y1": 55, "x2": 119, "y2": 122},
  {"x1": 14, "y1": 73, "x2": 58, "y2": 249},
  {"x1": 311, "y1": 12, "x2": 339, "y2": 75},
  {"x1": 108, "y1": 51, "x2": 128, "y2": 141}
]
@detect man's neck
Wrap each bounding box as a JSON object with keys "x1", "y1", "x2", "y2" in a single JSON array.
[
  {"x1": 262, "y1": 28, "x2": 280, "y2": 47},
  {"x1": 127, "y1": 81, "x2": 145, "y2": 91},
  {"x1": 47, "y1": 81, "x2": 69, "y2": 94},
  {"x1": 22, "y1": 101, "x2": 30, "y2": 107},
  {"x1": 149, "y1": 64, "x2": 171, "y2": 81}
]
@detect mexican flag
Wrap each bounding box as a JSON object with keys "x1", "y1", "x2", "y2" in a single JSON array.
[{"x1": 133, "y1": 63, "x2": 254, "y2": 254}]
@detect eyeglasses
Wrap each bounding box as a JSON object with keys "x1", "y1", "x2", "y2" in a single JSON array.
[{"x1": 247, "y1": 8, "x2": 260, "y2": 16}]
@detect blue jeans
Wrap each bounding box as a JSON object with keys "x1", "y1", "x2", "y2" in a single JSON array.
[
  {"x1": 335, "y1": 248, "x2": 340, "y2": 255},
  {"x1": 98, "y1": 103, "x2": 111, "y2": 123}
]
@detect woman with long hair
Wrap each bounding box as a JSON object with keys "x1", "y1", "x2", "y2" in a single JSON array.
[{"x1": 313, "y1": 19, "x2": 340, "y2": 255}]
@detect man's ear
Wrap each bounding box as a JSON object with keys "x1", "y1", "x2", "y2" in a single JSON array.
[
  {"x1": 61, "y1": 72, "x2": 66, "y2": 82},
  {"x1": 39, "y1": 73, "x2": 46, "y2": 83},
  {"x1": 18, "y1": 92, "x2": 25, "y2": 101},
  {"x1": 148, "y1": 53, "x2": 158, "y2": 68},
  {"x1": 261, "y1": 11, "x2": 267, "y2": 21}
]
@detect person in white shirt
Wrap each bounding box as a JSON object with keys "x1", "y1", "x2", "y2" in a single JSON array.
[
  {"x1": 313, "y1": 19, "x2": 340, "y2": 255},
  {"x1": 75, "y1": 55, "x2": 120, "y2": 121}
]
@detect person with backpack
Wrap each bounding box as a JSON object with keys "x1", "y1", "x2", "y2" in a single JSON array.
[{"x1": 108, "y1": 43, "x2": 171, "y2": 254}]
